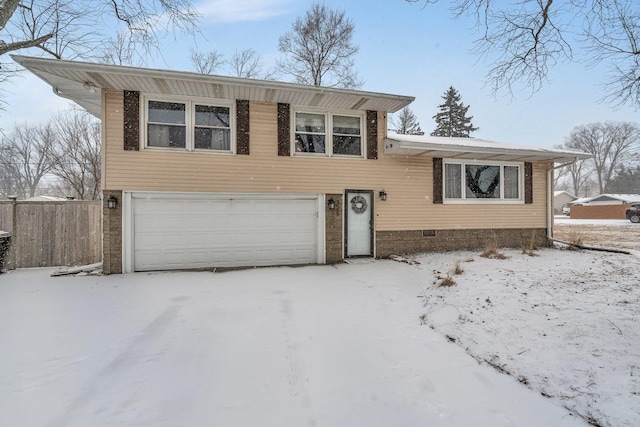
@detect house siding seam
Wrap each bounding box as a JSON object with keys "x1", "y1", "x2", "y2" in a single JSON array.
[
  {"x1": 376, "y1": 228, "x2": 549, "y2": 257},
  {"x1": 102, "y1": 189, "x2": 123, "y2": 274},
  {"x1": 325, "y1": 193, "x2": 343, "y2": 263},
  {"x1": 277, "y1": 103, "x2": 290, "y2": 156},
  {"x1": 123, "y1": 91, "x2": 139, "y2": 151},
  {"x1": 433, "y1": 158, "x2": 443, "y2": 204},
  {"x1": 366, "y1": 110, "x2": 378, "y2": 160},
  {"x1": 236, "y1": 99, "x2": 250, "y2": 155}
]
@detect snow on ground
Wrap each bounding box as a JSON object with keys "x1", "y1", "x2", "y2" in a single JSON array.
[
  {"x1": 0, "y1": 262, "x2": 588, "y2": 427},
  {"x1": 413, "y1": 247, "x2": 640, "y2": 427},
  {"x1": 554, "y1": 217, "x2": 633, "y2": 226}
]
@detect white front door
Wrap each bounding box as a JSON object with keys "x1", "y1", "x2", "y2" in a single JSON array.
[{"x1": 346, "y1": 190, "x2": 373, "y2": 257}]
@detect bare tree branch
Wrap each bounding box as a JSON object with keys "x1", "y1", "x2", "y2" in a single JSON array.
[
  {"x1": 564, "y1": 122, "x2": 640, "y2": 194},
  {"x1": 190, "y1": 49, "x2": 224, "y2": 74},
  {"x1": 277, "y1": 3, "x2": 362, "y2": 88},
  {"x1": 406, "y1": 0, "x2": 640, "y2": 107}
]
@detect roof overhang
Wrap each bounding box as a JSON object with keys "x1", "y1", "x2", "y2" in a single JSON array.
[
  {"x1": 11, "y1": 55, "x2": 415, "y2": 119},
  {"x1": 384, "y1": 134, "x2": 592, "y2": 164}
]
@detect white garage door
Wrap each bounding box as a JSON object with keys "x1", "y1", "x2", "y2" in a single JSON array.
[{"x1": 131, "y1": 193, "x2": 321, "y2": 272}]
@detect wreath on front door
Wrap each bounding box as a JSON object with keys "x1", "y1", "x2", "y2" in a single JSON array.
[{"x1": 350, "y1": 195, "x2": 368, "y2": 214}]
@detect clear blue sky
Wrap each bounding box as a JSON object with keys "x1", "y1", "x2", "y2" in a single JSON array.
[{"x1": 2, "y1": 0, "x2": 638, "y2": 148}]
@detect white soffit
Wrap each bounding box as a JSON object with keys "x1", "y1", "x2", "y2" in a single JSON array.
[
  {"x1": 11, "y1": 55, "x2": 415, "y2": 119},
  {"x1": 384, "y1": 134, "x2": 592, "y2": 163}
]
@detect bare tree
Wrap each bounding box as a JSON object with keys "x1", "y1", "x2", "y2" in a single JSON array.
[
  {"x1": 277, "y1": 3, "x2": 362, "y2": 88},
  {"x1": 0, "y1": 0, "x2": 200, "y2": 81},
  {"x1": 50, "y1": 110, "x2": 101, "y2": 200},
  {"x1": 99, "y1": 30, "x2": 142, "y2": 66},
  {"x1": 564, "y1": 122, "x2": 640, "y2": 194},
  {"x1": 390, "y1": 106, "x2": 423, "y2": 135},
  {"x1": 406, "y1": 0, "x2": 640, "y2": 107},
  {"x1": 0, "y1": 121, "x2": 55, "y2": 198},
  {"x1": 191, "y1": 49, "x2": 225, "y2": 74},
  {"x1": 229, "y1": 49, "x2": 262, "y2": 79},
  {"x1": 555, "y1": 158, "x2": 594, "y2": 198}
]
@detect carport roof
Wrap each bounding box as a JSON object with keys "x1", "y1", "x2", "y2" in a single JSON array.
[
  {"x1": 11, "y1": 55, "x2": 415, "y2": 119},
  {"x1": 384, "y1": 133, "x2": 592, "y2": 163}
]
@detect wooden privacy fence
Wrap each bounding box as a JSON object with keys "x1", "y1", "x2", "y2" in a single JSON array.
[{"x1": 0, "y1": 199, "x2": 102, "y2": 269}]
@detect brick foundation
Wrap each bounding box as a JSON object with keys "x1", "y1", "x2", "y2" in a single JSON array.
[
  {"x1": 102, "y1": 190, "x2": 122, "y2": 274},
  {"x1": 376, "y1": 228, "x2": 549, "y2": 257},
  {"x1": 325, "y1": 194, "x2": 343, "y2": 263}
]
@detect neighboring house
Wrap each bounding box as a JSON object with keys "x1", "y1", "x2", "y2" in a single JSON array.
[
  {"x1": 14, "y1": 55, "x2": 590, "y2": 274},
  {"x1": 553, "y1": 190, "x2": 576, "y2": 215},
  {"x1": 578, "y1": 194, "x2": 640, "y2": 206},
  {"x1": 567, "y1": 194, "x2": 640, "y2": 219}
]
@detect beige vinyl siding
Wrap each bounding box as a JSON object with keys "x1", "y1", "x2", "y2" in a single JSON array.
[{"x1": 104, "y1": 91, "x2": 549, "y2": 231}]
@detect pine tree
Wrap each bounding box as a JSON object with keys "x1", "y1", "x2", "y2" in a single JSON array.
[
  {"x1": 431, "y1": 86, "x2": 478, "y2": 137},
  {"x1": 391, "y1": 106, "x2": 424, "y2": 135}
]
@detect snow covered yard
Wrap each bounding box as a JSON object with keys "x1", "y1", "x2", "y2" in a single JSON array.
[
  {"x1": 415, "y1": 247, "x2": 640, "y2": 427},
  {"x1": 0, "y1": 262, "x2": 587, "y2": 427}
]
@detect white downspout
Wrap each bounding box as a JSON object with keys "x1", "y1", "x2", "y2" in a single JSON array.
[{"x1": 547, "y1": 159, "x2": 578, "y2": 241}]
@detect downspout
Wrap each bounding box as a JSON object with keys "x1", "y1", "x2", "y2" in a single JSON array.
[{"x1": 547, "y1": 159, "x2": 578, "y2": 242}]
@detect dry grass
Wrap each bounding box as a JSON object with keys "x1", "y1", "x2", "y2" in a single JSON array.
[
  {"x1": 480, "y1": 243, "x2": 508, "y2": 260},
  {"x1": 453, "y1": 260, "x2": 464, "y2": 275},
  {"x1": 554, "y1": 222, "x2": 640, "y2": 251},
  {"x1": 438, "y1": 275, "x2": 456, "y2": 287},
  {"x1": 565, "y1": 233, "x2": 584, "y2": 251},
  {"x1": 521, "y1": 231, "x2": 539, "y2": 256}
]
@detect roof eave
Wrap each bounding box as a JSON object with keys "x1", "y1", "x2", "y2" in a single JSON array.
[
  {"x1": 11, "y1": 55, "x2": 415, "y2": 119},
  {"x1": 383, "y1": 138, "x2": 592, "y2": 163}
]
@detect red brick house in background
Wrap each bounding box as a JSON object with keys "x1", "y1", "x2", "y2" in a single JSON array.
[{"x1": 568, "y1": 194, "x2": 640, "y2": 219}]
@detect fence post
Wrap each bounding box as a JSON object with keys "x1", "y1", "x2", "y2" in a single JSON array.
[{"x1": 7, "y1": 196, "x2": 17, "y2": 270}]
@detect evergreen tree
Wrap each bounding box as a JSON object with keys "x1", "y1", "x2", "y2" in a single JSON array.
[
  {"x1": 391, "y1": 106, "x2": 423, "y2": 135},
  {"x1": 605, "y1": 165, "x2": 640, "y2": 194},
  {"x1": 431, "y1": 86, "x2": 478, "y2": 137}
]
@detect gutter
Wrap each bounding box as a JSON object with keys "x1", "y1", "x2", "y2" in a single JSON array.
[{"x1": 546, "y1": 159, "x2": 579, "y2": 243}]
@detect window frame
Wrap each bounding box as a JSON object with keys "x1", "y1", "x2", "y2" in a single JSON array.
[
  {"x1": 141, "y1": 94, "x2": 236, "y2": 154},
  {"x1": 443, "y1": 159, "x2": 524, "y2": 204},
  {"x1": 291, "y1": 107, "x2": 366, "y2": 158}
]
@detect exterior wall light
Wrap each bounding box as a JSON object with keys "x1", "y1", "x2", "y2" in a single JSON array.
[
  {"x1": 328, "y1": 198, "x2": 336, "y2": 210},
  {"x1": 379, "y1": 191, "x2": 387, "y2": 201},
  {"x1": 107, "y1": 195, "x2": 118, "y2": 209}
]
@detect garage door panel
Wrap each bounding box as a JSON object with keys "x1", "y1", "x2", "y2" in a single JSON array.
[{"x1": 132, "y1": 195, "x2": 320, "y2": 271}]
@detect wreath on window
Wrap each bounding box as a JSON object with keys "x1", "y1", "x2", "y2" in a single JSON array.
[{"x1": 350, "y1": 195, "x2": 368, "y2": 214}]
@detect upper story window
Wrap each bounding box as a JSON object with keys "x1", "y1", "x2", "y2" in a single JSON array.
[
  {"x1": 144, "y1": 96, "x2": 234, "y2": 153},
  {"x1": 444, "y1": 160, "x2": 522, "y2": 202},
  {"x1": 293, "y1": 109, "x2": 363, "y2": 157}
]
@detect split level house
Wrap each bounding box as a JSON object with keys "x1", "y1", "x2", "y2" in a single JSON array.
[{"x1": 14, "y1": 55, "x2": 590, "y2": 274}]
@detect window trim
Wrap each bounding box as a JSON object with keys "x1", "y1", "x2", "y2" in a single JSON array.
[
  {"x1": 291, "y1": 107, "x2": 366, "y2": 158},
  {"x1": 141, "y1": 94, "x2": 236, "y2": 154},
  {"x1": 443, "y1": 159, "x2": 524, "y2": 204}
]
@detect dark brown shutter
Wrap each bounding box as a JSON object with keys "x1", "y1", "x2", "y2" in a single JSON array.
[
  {"x1": 433, "y1": 158, "x2": 443, "y2": 204},
  {"x1": 277, "y1": 103, "x2": 290, "y2": 156},
  {"x1": 366, "y1": 110, "x2": 378, "y2": 160},
  {"x1": 524, "y1": 162, "x2": 533, "y2": 204},
  {"x1": 123, "y1": 90, "x2": 140, "y2": 151},
  {"x1": 236, "y1": 100, "x2": 250, "y2": 155}
]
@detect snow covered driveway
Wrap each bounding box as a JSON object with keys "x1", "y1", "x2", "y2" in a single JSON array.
[{"x1": 0, "y1": 262, "x2": 586, "y2": 427}]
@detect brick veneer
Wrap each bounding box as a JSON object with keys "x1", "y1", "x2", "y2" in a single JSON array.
[
  {"x1": 103, "y1": 190, "x2": 122, "y2": 274},
  {"x1": 325, "y1": 194, "x2": 343, "y2": 263},
  {"x1": 570, "y1": 204, "x2": 629, "y2": 220},
  {"x1": 376, "y1": 228, "x2": 549, "y2": 257}
]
